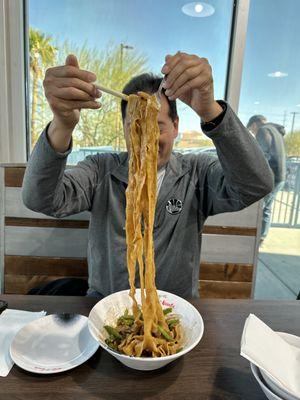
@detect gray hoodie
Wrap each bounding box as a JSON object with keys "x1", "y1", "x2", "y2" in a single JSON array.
[{"x1": 22, "y1": 102, "x2": 274, "y2": 298}]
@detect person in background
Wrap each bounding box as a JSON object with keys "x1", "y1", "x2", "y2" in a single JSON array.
[{"x1": 247, "y1": 115, "x2": 286, "y2": 243}]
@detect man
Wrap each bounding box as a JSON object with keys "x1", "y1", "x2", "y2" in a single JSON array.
[
  {"x1": 247, "y1": 115, "x2": 286, "y2": 242},
  {"x1": 22, "y1": 53, "x2": 273, "y2": 298}
]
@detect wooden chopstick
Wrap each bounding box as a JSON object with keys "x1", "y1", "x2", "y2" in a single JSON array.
[{"x1": 94, "y1": 83, "x2": 128, "y2": 101}]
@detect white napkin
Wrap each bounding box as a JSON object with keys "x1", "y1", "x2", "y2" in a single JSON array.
[
  {"x1": 241, "y1": 314, "x2": 300, "y2": 398},
  {"x1": 0, "y1": 309, "x2": 46, "y2": 377}
]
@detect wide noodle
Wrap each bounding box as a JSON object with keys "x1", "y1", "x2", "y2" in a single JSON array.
[{"x1": 104, "y1": 92, "x2": 183, "y2": 357}]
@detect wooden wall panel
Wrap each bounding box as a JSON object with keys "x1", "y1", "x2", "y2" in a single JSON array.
[
  {"x1": 0, "y1": 167, "x2": 4, "y2": 293},
  {"x1": 5, "y1": 217, "x2": 89, "y2": 229},
  {"x1": 7, "y1": 187, "x2": 260, "y2": 228},
  {"x1": 4, "y1": 167, "x2": 25, "y2": 187},
  {"x1": 5, "y1": 255, "x2": 87, "y2": 276},
  {"x1": 200, "y1": 262, "x2": 253, "y2": 282},
  {"x1": 5, "y1": 226, "x2": 88, "y2": 258},
  {"x1": 201, "y1": 234, "x2": 256, "y2": 264},
  {"x1": 199, "y1": 280, "x2": 252, "y2": 299},
  {"x1": 205, "y1": 201, "x2": 260, "y2": 227},
  {"x1": 4, "y1": 275, "x2": 88, "y2": 295},
  {"x1": 4, "y1": 258, "x2": 252, "y2": 297},
  {"x1": 5, "y1": 226, "x2": 256, "y2": 264},
  {"x1": 6, "y1": 187, "x2": 90, "y2": 220}
]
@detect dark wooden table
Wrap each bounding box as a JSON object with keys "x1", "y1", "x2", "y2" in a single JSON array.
[{"x1": 0, "y1": 296, "x2": 299, "y2": 400}]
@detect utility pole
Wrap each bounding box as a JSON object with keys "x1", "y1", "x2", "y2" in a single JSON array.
[
  {"x1": 282, "y1": 110, "x2": 287, "y2": 127},
  {"x1": 290, "y1": 112, "x2": 300, "y2": 134},
  {"x1": 115, "y1": 43, "x2": 134, "y2": 151},
  {"x1": 120, "y1": 43, "x2": 134, "y2": 75}
]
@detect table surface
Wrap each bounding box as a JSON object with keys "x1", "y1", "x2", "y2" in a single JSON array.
[{"x1": 0, "y1": 295, "x2": 299, "y2": 400}]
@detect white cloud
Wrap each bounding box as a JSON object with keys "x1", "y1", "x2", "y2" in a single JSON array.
[{"x1": 268, "y1": 71, "x2": 288, "y2": 78}]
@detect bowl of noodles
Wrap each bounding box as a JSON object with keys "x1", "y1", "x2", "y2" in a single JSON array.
[
  {"x1": 88, "y1": 289, "x2": 204, "y2": 371},
  {"x1": 88, "y1": 91, "x2": 203, "y2": 370}
]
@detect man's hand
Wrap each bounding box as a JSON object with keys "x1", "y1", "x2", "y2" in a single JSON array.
[
  {"x1": 43, "y1": 54, "x2": 101, "y2": 152},
  {"x1": 161, "y1": 52, "x2": 222, "y2": 122}
]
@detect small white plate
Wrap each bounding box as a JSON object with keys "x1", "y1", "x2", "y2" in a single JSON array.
[{"x1": 10, "y1": 314, "x2": 99, "y2": 374}]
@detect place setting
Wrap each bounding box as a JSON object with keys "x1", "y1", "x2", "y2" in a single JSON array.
[
  {"x1": 0, "y1": 308, "x2": 100, "y2": 376},
  {"x1": 241, "y1": 314, "x2": 300, "y2": 400}
]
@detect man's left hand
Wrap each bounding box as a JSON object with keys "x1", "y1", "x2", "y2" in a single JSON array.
[{"x1": 161, "y1": 52, "x2": 223, "y2": 122}]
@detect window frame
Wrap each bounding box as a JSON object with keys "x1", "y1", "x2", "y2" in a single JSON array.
[
  {"x1": 225, "y1": 0, "x2": 251, "y2": 112},
  {"x1": 0, "y1": 0, "x2": 27, "y2": 163}
]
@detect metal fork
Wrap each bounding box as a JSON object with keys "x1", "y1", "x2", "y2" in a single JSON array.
[{"x1": 155, "y1": 77, "x2": 166, "y2": 107}]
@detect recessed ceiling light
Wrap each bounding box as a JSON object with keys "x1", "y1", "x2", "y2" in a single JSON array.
[
  {"x1": 297, "y1": 104, "x2": 300, "y2": 107},
  {"x1": 182, "y1": 2, "x2": 215, "y2": 17},
  {"x1": 254, "y1": 101, "x2": 260, "y2": 105},
  {"x1": 195, "y1": 3, "x2": 203, "y2": 13},
  {"x1": 268, "y1": 71, "x2": 288, "y2": 78}
]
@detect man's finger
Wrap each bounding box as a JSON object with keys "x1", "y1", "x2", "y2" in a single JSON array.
[
  {"x1": 49, "y1": 65, "x2": 96, "y2": 82},
  {"x1": 165, "y1": 65, "x2": 204, "y2": 97},
  {"x1": 161, "y1": 51, "x2": 186, "y2": 74},
  {"x1": 50, "y1": 86, "x2": 99, "y2": 102},
  {"x1": 168, "y1": 75, "x2": 209, "y2": 101},
  {"x1": 51, "y1": 98, "x2": 101, "y2": 112},
  {"x1": 55, "y1": 77, "x2": 98, "y2": 97},
  {"x1": 65, "y1": 54, "x2": 79, "y2": 69},
  {"x1": 164, "y1": 59, "x2": 200, "y2": 90}
]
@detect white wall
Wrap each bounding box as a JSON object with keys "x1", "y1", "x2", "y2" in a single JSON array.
[{"x1": 0, "y1": 0, "x2": 27, "y2": 163}]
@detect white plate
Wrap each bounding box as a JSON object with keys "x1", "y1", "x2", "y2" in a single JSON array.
[{"x1": 10, "y1": 314, "x2": 99, "y2": 374}]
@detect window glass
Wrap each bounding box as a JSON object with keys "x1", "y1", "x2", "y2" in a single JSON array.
[
  {"x1": 239, "y1": 0, "x2": 300, "y2": 300},
  {"x1": 239, "y1": 0, "x2": 300, "y2": 147},
  {"x1": 28, "y1": 0, "x2": 234, "y2": 162}
]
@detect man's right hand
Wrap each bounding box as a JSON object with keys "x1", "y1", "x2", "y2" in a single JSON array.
[{"x1": 43, "y1": 54, "x2": 101, "y2": 152}]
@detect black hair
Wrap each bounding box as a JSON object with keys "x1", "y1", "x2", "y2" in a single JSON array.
[
  {"x1": 121, "y1": 73, "x2": 178, "y2": 122},
  {"x1": 247, "y1": 115, "x2": 266, "y2": 129}
]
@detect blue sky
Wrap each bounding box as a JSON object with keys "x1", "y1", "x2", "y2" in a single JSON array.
[
  {"x1": 239, "y1": 0, "x2": 300, "y2": 132},
  {"x1": 29, "y1": 0, "x2": 300, "y2": 133}
]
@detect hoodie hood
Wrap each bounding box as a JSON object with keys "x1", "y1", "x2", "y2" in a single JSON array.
[{"x1": 267, "y1": 123, "x2": 286, "y2": 136}]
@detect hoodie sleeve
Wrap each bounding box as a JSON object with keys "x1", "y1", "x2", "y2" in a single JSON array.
[{"x1": 22, "y1": 127, "x2": 108, "y2": 218}]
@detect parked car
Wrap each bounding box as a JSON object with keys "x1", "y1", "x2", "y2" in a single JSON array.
[
  {"x1": 173, "y1": 147, "x2": 218, "y2": 156},
  {"x1": 196, "y1": 147, "x2": 218, "y2": 157}
]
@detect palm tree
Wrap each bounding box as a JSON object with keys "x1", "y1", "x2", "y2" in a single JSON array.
[{"x1": 29, "y1": 28, "x2": 57, "y2": 145}]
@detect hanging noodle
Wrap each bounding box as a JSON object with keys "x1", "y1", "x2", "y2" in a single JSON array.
[{"x1": 103, "y1": 92, "x2": 183, "y2": 357}]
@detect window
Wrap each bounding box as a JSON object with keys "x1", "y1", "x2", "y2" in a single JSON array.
[
  {"x1": 239, "y1": 0, "x2": 300, "y2": 299},
  {"x1": 28, "y1": 0, "x2": 234, "y2": 162},
  {"x1": 239, "y1": 0, "x2": 300, "y2": 146}
]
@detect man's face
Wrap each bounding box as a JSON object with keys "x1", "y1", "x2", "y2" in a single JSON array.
[{"x1": 124, "y1": 94, "x2": 179, "y2": 169}]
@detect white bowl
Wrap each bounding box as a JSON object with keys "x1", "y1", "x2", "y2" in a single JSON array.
[
  {"x1": 88, "y1": 289, "x2": 204, "y2": 370},
  {"x1": 260, "y1": 333, "x2": 300, "y2": 400},
  {"x1": 250, "y1": 332, "x2": 300, "y2": 400},
  {"x1": 251, "y1": 363, "x2": 283, "y2": 400}
]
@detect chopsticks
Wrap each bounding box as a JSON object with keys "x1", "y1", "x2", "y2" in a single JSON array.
[{"x1": 94, "y1": 83, "x2": 129, "y2": 101}]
